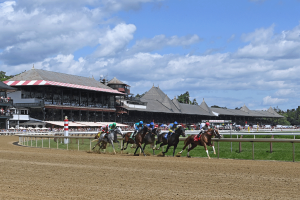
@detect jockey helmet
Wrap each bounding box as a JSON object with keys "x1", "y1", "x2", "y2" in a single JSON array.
[
  {"x1": 140, "y1": 121, "x2": 143, "y2": 124},
  {"x1": 150, "y1": 122, "x2": 154, "y2": 125},
  {"x1": 113, "y1": 122, "x2": 116, "y2": 126},
  {"x1": 206, "y1": 122, "x2": 210, "y2": 126},
  {"x1": 155, "y1": 125, "x2": 158, "y2": 128},
  {"x1": 174, "y1": 121, "x2": 178, "y2": 125}
]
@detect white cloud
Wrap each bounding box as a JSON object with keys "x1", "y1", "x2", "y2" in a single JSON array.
[
  {"x1": 93, "y1": 23, "x2": 136, "y2": 57},
  {"x1": 263, "y1": 96, "x2": 288, "y2": 106}
]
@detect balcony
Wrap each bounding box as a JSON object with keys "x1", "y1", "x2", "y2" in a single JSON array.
[{"x1": 0, "y1": 98, "x2": 13, "y2": 107}]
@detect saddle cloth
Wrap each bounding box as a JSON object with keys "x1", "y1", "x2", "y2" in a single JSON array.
[{"x1": 194, "y1": 134, "x2": 201, "y2": 142}]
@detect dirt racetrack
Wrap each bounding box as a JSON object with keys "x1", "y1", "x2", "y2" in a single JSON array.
[{"x1": 0, "y1": 136, "x2": 300, "y2": 199}]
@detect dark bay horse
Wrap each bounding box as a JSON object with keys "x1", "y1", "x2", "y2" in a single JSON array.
[
  {"x1": 142, "y1": 128, "x2": 160, "y2": 155},
  {"x1": 155, "y1": 126, "x2": 186, "y2": 157},
  {"x1": 133, "y1": 126, "x2": 151, "y2": 156},
  {"x1": 178, "y1": 129, "x2": 222, "y2": 159},
  {"x1": 92, "y1": 127, "x2": 123, "y2": 154}
]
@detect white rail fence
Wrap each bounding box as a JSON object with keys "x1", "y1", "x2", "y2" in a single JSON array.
[{"x1": 16, "y1": 133, "x2": 300, "y2": 162}]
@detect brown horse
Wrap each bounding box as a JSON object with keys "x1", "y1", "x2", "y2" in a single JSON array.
[
  {"x1": 92, "y1": 132, "x2": 107, "y2": 152},
  {"x1": 133, "y1": 126, "x2": 151, "y2": 156},
  {"x1": 178, "y1": 129, "x2": 222, "y2": 159},
  {"x1": 121, "y1": 131, "x2": 135, "y2": 150}
]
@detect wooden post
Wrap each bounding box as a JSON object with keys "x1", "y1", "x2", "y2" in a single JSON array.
[{"x1": 49, "y1": 137, "x2": 50, "y2": 148}]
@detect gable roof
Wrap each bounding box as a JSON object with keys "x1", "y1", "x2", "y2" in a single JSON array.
[
  {"x1": 5, "y1": 68, "x2": 123, "y2": 94},
  {"x1": 108, "y1": 77, "x2": 127, "y2": 85}
]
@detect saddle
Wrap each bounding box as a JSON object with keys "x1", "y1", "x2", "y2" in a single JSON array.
[{"x1": 194, "y1": 134, "x2": 201, "y2": 142}]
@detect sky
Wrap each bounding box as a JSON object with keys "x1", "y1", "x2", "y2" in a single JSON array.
[{"x1": 1, "y1": 0, "x2": 300, "y2": 111}]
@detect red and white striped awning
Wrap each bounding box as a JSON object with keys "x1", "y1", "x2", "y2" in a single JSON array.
[{"x1": 3, "y1": 80, "x2": 124, "y2": 95}]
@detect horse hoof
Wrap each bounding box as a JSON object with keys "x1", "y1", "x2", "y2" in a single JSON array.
[
  {"x1": 134, "y1": 154, "x2": 139, "y2": 156},
  {"x1": 187, "y1": 156, "x2": 191, "y2": 158}
]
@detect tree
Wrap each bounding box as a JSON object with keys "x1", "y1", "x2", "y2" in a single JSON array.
[
  {"x1": 191, "y1": 98, "x2": 198, "y2": 105},
  {"x1": 0, "y1": 71, "x2": 13, "y2": 81},
  {"x1": 177, "y1": 91, "x2": 191, "y2": 104},
  {"x1": 212, "y1": 105, "x2": 227, "y2": 109}
]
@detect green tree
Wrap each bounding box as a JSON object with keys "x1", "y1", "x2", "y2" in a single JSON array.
[
  {"x1": 177, "y1": 91, "x2": 191, "y2": 104},
  {"x1": 191, "y1": 98, "x2": 198, "y2": 105},
  {"x1": 0, "y1": 71, "x2": 13, "y2": 81}
]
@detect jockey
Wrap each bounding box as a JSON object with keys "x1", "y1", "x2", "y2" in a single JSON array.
[
  {"x1": 146, "y1": 122, "x2": 155, "y2": 130},
  {"x1": 197, "y1": 122, "x2": 210, "y2": 138},
  {"x1": 109, "y1": 122, "x2": 117, "y2": 131},
  {"x1": 168, "y1": 121, "x2": 178, "y2": 136},
  {"x1": 131, "y1": 121, "x2": 144, "y2": 138}
]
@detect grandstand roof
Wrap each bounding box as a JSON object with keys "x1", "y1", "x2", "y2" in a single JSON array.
[
  {"x1": 125, "y1": 86, "x2": 284, "y2": 118},
  {"x1": 4, "y1": 68, "x2": 124, "y2": 95}
]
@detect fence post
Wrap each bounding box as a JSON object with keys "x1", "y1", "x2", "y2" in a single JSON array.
[
  {"x1": 57, "y1": 137, "x2": 58, "y2": 149},
  {"x1": 31, "y1": 137, "x2": 32, "y2": 147},
  {"x1": 42, "y1": 137, "x2": 43, "y2": 148},
  {"x1": 49, "y1": 137, "x2": 50, "y2": 148},
  {"x1": 36, "y1": 137, "x2": 37, "y2": 147},
  {"x1": 78, "y1": 138, "x2": 79, "y2": 151}
]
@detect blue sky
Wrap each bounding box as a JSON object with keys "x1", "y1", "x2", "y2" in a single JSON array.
[{"x1": 1, "y1": 0, "x2": 300, "y2": 111}]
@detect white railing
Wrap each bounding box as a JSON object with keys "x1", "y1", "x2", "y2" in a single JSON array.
[{"x1": 15, "y1": 133, "x2": 300, "y2": 162}]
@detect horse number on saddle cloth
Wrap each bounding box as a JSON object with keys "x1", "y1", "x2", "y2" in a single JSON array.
[{"x1": 194, "y1": 134, "x2": 201, "y2": 142}]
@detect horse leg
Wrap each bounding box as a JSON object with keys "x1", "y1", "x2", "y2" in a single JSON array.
[
  {"x1": 212, "y1": 145, "x2": 216, "y2": 154},
  {"x1": 92, "y1": 140, "x2": 101, "y2": 150},
  {"x1": 140, "y1": 143, "x2": 146, "y2": 156},
  {"x1": 110, "y1": 140, "x2": 116, "y2": 154},
  {"x1": 187, "y1": 143, "x2": 197, "y2": 157},
  {"x1": 179, "y1": 140, "x2": 190, "y2": 154},
  {"x1": 204, "y1": 143, "x2": 210, "y2": 159},
  {"x1": 162, "y1": 145, "x2": 170, "y2": 156},
  {"x1": 173, "y1": 145, "x2": 177, "y2": 157}
]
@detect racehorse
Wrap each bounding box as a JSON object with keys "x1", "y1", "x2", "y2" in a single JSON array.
[
  {"x1": 92, "y1": 132, "x2": 107, "y2": 152},
  {"x1": 178, "y1": 129, "x2": 222, "y2": 159},
  {"x1": 142, "y1": 127, "x2": 160, "y2": 155},
  {"x1": 133, "y1": 126, "x2": 151, "y2": 156},
  {"x1": 92, "y1": 127, "x2": 123, "y2": 154},
  {"x1": 121, "y1": 131, "x2": 135, "y2": 151},
  {"x1": 155, "y1": 126, "x2": 186, "y2": 157}
]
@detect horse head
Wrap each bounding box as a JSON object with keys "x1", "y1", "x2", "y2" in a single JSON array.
[
  {"x1": 114, "y1": 127, "x2": 123, "y2": 136},
  {"x1": 152, "y1": 128, "x2": 159, "y2": 136},
  {"x1": 212, "y1": 129, "x2": 222, "y2": 139},
  {"x1": 175, "y1": 126, "x2": 186, "y2": 137}
]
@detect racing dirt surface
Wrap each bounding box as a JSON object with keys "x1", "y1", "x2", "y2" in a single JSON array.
[{"x1": 0, "y1": 136, "x2": 300, "y2": 199}]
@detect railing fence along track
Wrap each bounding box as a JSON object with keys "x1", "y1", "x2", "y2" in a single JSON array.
[{"x1": 16, "y1": 134, "x2": 300, "y2": 162}]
